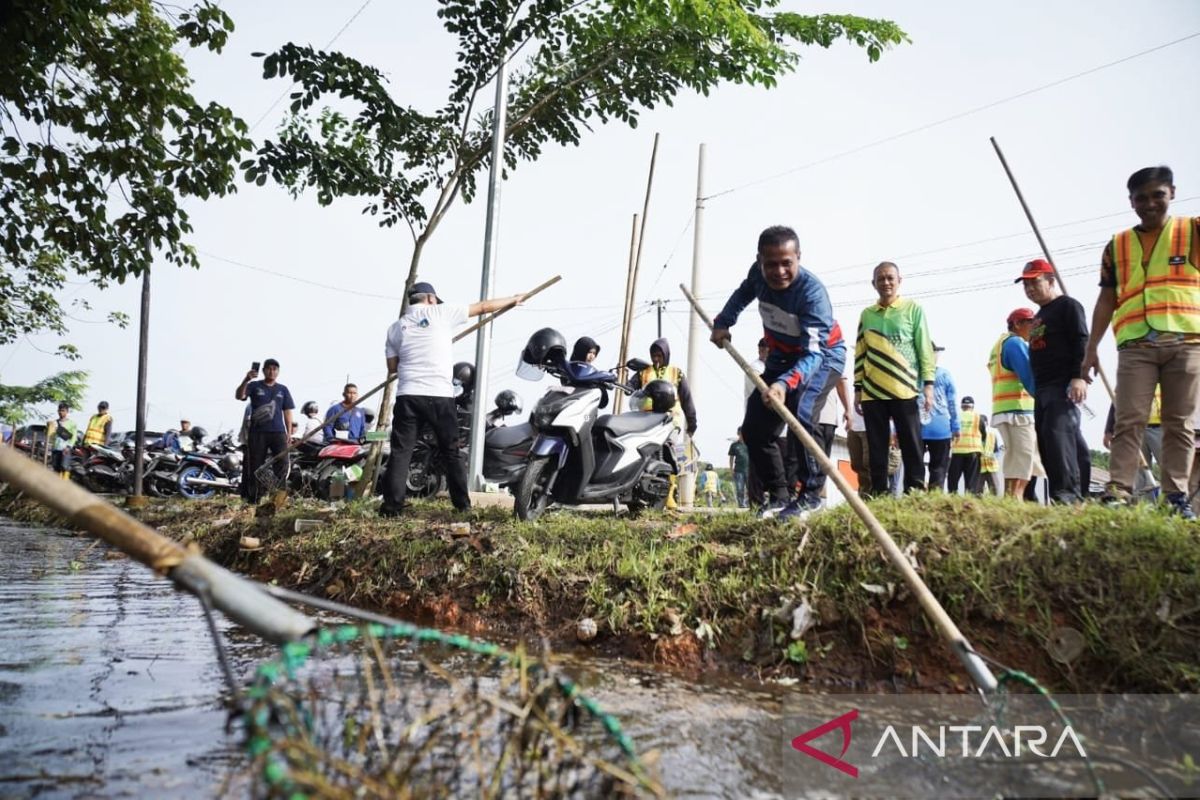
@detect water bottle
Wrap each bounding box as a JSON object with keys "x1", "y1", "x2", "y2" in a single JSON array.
[{"x1": 918, "y1": 398, "x2": 932, "y2": 426}]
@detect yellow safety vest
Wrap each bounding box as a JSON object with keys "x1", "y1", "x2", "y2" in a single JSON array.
[
  {"x1": 981, "y1": 429, "x2": 999, "y2": 473},
  {"x1": 987, "y1": 333, "x2": 1034, "y2": 414},
  {"x1": 639, "y1": 364, "x2": 685, "y2": 430},
  {"x1": 1149, "y1": 385, "x2": 1162, "y2": 426},
  {"x1": 952, "y1": 409, "x2": 983, "y2": 454},
  {"x1": 1109, "y1": 216, "x2": 1200, "y2": 346},
  {"x1": 84, "y1": 413, "x2": 111, "y2": 446}
]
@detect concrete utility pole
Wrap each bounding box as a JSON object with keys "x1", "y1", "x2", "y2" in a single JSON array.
[
  {"x1": 467, "y1": 48, "x2": 509, "y2": 491},
  {"x1": 686, "y1": 144, "x2": 705, "y2": 402},
  {"x1": 127, "y1": 267, "x2": 151, "y2": 509}
]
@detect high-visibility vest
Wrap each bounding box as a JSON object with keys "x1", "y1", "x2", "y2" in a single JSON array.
[
  {"x1": 952, "y1": 409, "x2": 983, "y2": 454},
  {"x1": 987, "y1": 333, "x2": 1034, "y2": 414},
  {"x1": 639, "y1": 364, "x2": 685, "y2": 430},
  {"x1": 1109, "y1": 216, "x2": 1200, "y2": 346},
  {"x1": 84, "y1": 413, "x2": 111, "y2": 446},
  {"x1": 981, "y1": 429, "x2": 999, "y2": 473}
]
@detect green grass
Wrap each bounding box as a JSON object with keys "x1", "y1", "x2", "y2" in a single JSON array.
[{"x1": 4, "y1": 490, "x2": 1197, "y2": 692}]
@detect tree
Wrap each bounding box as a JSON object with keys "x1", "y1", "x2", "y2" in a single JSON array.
[
  {"x1": 0, "y1": 370, "x2": 89, "y2": 428},
  {"x1": 0, "y1": 1, "x2": 251, "y2": 354},
  {"x1": 244, "y1": 0, "x2": 907, "y2": 486}
]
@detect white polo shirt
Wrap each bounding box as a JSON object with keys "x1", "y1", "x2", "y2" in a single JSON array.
[{"x1": 384, "y1": 304, "x2": 469, "y2": 397}]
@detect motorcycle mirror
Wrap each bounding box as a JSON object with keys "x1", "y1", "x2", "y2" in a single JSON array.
[{"x1": 626, "y1": 358, "x2": 650, "y2": 373}]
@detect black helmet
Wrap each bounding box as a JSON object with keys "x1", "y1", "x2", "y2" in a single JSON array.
[
  {"x1": 642, "y1": 379, "x2": 677, "y2": 414},
  {"x1": 301, "y1": 400, "x2": 320, "y2": 415},
  {"x1": 453, "y1": 362, "x2": 475, "y2": 392},
  {"x1": 188, "y1": 426, "x2": 207, "y2": 441},
  {"x1": 521, "y1": 328, "x2": 568, "y2": 366},
  {"x1": 495, "y1": 389, "x2": 522, "y2": 415}
]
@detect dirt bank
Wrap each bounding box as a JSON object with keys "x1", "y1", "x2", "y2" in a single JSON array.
[{"x1": 5, "y1": 490, "x2": 1196, "y2": 693}]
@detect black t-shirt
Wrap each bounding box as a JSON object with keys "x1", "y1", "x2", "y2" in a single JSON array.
[{"x1": 1028, "y1": 295, "x2": 1088, "y2": 388}]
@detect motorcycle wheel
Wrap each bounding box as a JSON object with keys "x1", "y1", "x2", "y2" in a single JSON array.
[
  {"x1": 406, "y1": 454, "x2": 445, "y2": 498},
  {"x1": 514, "y1": 457, "x2": 555, "y2": 522},
  {"x1": 178, "y1": 465, "x2": 217, "y2": 500}
]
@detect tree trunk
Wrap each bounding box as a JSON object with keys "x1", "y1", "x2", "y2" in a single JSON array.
[{"x1": 358, "y1": 238, "x2": 425, "y2": 497}]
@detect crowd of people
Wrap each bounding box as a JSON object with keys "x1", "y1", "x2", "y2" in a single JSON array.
[
  {"x1": 714, "y1": 165, "x2": 1199, "y2": 522},
  {"x1": 37, "y1": 165, "x2": 1199, "y2": 524}
]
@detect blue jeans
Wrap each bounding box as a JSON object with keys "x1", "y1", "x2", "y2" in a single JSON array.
[{"x1": 733, "y1": 470, "x2": 748, "y2": 507}]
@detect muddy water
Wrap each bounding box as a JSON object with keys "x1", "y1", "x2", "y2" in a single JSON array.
[{"x1": 0, "y1": 520, "x2": 795, "y2": 798}]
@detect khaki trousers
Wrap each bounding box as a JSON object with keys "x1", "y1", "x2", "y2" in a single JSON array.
[{"x1": 1110, "y1": 344, "x2": 1200, "y2": 496}]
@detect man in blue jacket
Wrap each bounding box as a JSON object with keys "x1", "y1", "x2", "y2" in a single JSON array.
[
  {"x1": 324, "y1": 383, "x2": 368, "y2": 441},
  {"x1": 921, "y1": 344, "x2": 959, "y2": 490},
  {"x1": 710, "y1": 225, "x2": 846, "y2": 521}
]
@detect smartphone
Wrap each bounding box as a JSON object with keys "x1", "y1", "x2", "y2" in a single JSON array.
[{"x1": 250, "y1": 361, "x2": 261, "y2": 376}]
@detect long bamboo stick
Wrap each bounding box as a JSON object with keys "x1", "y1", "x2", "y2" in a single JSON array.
[
  {"x1": 680, "y1": 284, "x2": 998, "y2": 694},
  {"x1": 0, "y1": 445, "x2": 315, "y2": 643}
]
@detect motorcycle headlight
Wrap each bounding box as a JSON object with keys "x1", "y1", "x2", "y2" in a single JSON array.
[{"x1": 531, "y1": 393, "x2": 573, "y2": 429}]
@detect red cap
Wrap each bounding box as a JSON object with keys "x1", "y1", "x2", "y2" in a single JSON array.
[
  {"x1": 1006, "y1": 307, "x2": 1036, "y2": 325},
  {"x1": 1014, "y1": 259, "x2": 1054, "y2": 283}
]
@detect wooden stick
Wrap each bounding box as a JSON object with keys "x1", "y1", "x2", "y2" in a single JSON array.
[
  {"x1": 0, "y1": 445, "x2": 314, "y2": 642},
  {"x1": 259, "y1": 274, "x2": 563, "y2": 471},
  {"x1": 615, "y1": 215, "x2": 640, "y2": 413},
  {"x1": 680, "y1": 284, "x2": 999, "y2": 694}
]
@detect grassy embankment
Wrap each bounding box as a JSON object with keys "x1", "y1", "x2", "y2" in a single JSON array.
[{"x1": 4, "y1": 490, "x2": 1197, "y2": 693}]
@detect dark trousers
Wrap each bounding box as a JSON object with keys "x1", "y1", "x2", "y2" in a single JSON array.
[
  {"x1": 924, "y1": 438, "x2": 951, "y2": 490},
  {"x1": 742, "y1": 360, "x2": 840, "y2": 503},
  {"x1": 863, "y1": 398, "x2": 925, "y2": 495},
  {"x1": 243, "y1": 430, "x2": 288, "y2": 502},
  {"x1": 383, "y1": 395, "x2": 470, "y2": 511},
  {"x1": 947, "y1": 452, "x2": 982, "y2": 495},
  {"x1": 1034, "y1": 384, "x2": 1085, "y2": 504}
]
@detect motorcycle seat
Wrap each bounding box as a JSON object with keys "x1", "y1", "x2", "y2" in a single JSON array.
[
  {"x1": 487, "y1": 422, "x2": 533, "y2": 447},
  {"x1": 594, "y1": 411, "x2": 667, "y2": 437}
]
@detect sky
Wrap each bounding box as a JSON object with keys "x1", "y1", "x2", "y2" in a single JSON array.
[{"x1": 4, "y1": 0, "x2": 1199, "y2": 468}]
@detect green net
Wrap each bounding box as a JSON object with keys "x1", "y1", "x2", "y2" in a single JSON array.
[{"x1": 243, "y1": 622, "x2": 662, "y2": 799}]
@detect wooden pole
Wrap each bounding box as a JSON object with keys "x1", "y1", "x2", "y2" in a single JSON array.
[
  {"x1": 680, "y1": 284, "x2": 999, "y2": 694},
  {"x1": 614, "y1": 214, "x2": 640, "y2": 413}
]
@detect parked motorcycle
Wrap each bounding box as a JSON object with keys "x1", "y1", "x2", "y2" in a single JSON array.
[
  {"x1": 512, "y1": 328, "x2": 678, "y2": 521},
  {"x1": 177, "y1": 433, "x2": 243, "y2": 499},
  {"x1": 72, "y1": 443, "x2": 130, "y2": 494}
]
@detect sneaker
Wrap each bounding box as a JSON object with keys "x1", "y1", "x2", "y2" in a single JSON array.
[
  {"x1": 779, "y1": 495, "x2": 824, "y2": 522},
  {"x1": 1165, "y1": 492, "x2": 1196, "y2": 521},
  {"x1": 378, "y1": 504, "x2": 405, "y2": 518},
  {"x1": 756, "y1": 499, "x2": 789, "y2": 520},
  {"x1": 1101, "y1": 483, "x2": 1132, "y2": 507}
]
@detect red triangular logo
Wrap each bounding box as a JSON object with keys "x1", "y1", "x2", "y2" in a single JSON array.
[{"x1": 790, "y1": 708, "x2": 859, "y2": 777}]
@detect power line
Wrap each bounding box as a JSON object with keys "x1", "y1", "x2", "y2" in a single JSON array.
[
  {"x1": 199, "y1": 250, "x2": 403, "y2": 301},
  {"x1": 248, "y1": 0, "x2": 375, "y2": 133},
  {"x1": 706, "y1": 31, "x2": 1200, "y2": 200}
]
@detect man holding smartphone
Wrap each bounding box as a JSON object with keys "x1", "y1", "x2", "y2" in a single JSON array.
[{"x1": 235, "y1": 358, "x2": 295, "y2": 502}]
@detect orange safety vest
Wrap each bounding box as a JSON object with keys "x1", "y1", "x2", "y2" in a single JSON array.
[
  {"x1": 980, "y1": 428, "x2": 999, "y2": 473},
  {"x1": 1109, "y1": 216, "x2": 1200, "y2": 346},
  {"x1": 987, "y1": 333, "x2": 1034, "y2": 415}
]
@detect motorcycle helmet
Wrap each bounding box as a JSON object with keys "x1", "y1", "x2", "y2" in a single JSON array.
[
  {"x1": 188, "y1": 426, "x2": 208, "y2": 442},
  {"x1": 302, "y1": 400, "x2": 320, "y2": 415},
  {"x1": 521, "y1": 328, "x2": 568, "y2": 367},
  {"x1": 453, "y1": 362, "x2": 475, "y2": 393},
  {"x1": 494, "y1": 389, "x2": 522, "y2": 415},
  {"x1": 642, "y1": 379, "x2": 677, "y2": 414}
]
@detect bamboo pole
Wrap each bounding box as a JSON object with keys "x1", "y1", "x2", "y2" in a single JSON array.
[
  {"x1": 680, "y1": 284, "x2": 999, "y2": 694},
  {"x1": 615, "y1": 215, "x2": 640, "y2": 413},
  {"x1": 0, "y1": 445, "x2": 314, "y2": 643}
]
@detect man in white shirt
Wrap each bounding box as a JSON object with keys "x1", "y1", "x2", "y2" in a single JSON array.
[{"x1": 380, "y1": 281, "x2": 524, "y2": 517}]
